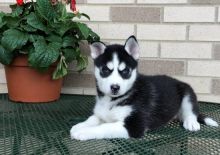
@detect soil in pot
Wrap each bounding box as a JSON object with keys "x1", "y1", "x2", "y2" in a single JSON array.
[{"x1": 5, "y1": 56, "x2": 63, "y2": 103}]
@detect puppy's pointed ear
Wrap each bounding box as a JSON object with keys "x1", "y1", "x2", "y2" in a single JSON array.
[
  {"x1": 124, "y1": 36, "x2": 140, "y2": 60},
  {"x1": 90, "y1": 42, "x2": 106, "y2": 59}
]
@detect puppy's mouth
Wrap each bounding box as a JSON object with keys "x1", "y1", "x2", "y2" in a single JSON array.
[
  {"x1": 112, "y1": 91, "x2": 119, "y2": 95},
  {"x1": 111, "y1": 89, "x2": 122, "y2": 96},
  {"x1": 111, "y1": 93, "x2": 120, "y2": 97}
]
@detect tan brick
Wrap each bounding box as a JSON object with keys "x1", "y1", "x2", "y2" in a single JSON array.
[
  {"x1": 139, "y1": 59, "x2": 185, "y2": 75},
  {"x1": 87, "y1": 23, "x2": 99, "y2": 35},
  {"x1": 213, "y1": 44, "x2": 220, "y2": 60},
  {"x1": 87, "y1": 0, "x2": 135, "y2": 4},
  {"x1": 98, "y1": 24, "x2": 134, "y2": 40},
  {"x1": 139, "y1": 42, "x2": 158, "y2": 58},
  {"x1": 111, "y1": 7, "x2": 160, "y2": 23},
  {"x1": 218, "y1": 8, "x2": 220, "y2": 22},
  {"x1": 107, "y1": 40, "x2": 124, "y2": 45},
  {"x1": 174, "y1": 76, "x2": 212, "y2": 94},
  {"x1": 63, "y1": 73, "x2": 95, "y2": 88},
  {"x1": 212, "y1": 79, "x2": 220, "y2": 95},
  {"x1": 164, "y1": 7, "x2": 215, "y2": 22},
  {"x1": 189, "y1": 25, "x2": 220, "y2": 41},
  {"x1": 0, "y1": 84, "x2": 7, "y2": 94},
  {"x1": 61, "y1": 87, "x2": 83, "y2": 95},
  {"x1": 137, "y1": 25, "x2": 186, "y2": 41},
  {"x1": 137, "y1": 0, "x2": 187, "y2": 4},
  {"x1": 0, "y1": 69, "x2": 6, "y2": 83},
  {"x1": 0, "y1": 0, "x2": 14, "y2": 3},
  {"x1": 102, "y1": 40, "x2": 158, "y2": 58},
  {"x1": 0, "y1": 4, "x2": 11, "y2": 13},
  {"x1": 76, "y1": 0, "x2": 87, "y2": 4},
  {"x1": 190, "y1": 0, "x2": 220, "y2": 4},
  {"x1": 161, "y1": 43, "x2": 212, "y2": 59},
  {"x1": 188, "y1": 61, "x2": 220, "y2": 77},
  {"x1": 198, "y1": 94, "x2": 220, "y2": 104},
  {"x1": 76, "y1": 5, "x2": 110, "y2": 21}
]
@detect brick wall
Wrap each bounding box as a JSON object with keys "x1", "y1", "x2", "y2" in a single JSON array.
[{"x1": 1, "y1": 0, "x2": 220, "y2": 103}]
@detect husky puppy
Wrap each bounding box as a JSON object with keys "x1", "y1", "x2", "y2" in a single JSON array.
[{"x1": 70, "y1": 36, "x2": 218, "y2": 141}]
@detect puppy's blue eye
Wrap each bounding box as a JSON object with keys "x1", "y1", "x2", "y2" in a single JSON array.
[
  {"x1": 119, "y1": 67, "x2": 131, "y2": 79},
  {"x1": 102, "y1": 66, "x2": 110, "y2": 73},
  {"x1": 100, "y1": 66, "x2": 112, "y2": 77},
  {"x1": 121, "y1": 67, "x2": 130, "y2": 75}
]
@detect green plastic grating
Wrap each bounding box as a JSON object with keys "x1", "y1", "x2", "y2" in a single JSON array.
[{"x1": 0, "y1": 94, "x2": 220, "y2": 155}]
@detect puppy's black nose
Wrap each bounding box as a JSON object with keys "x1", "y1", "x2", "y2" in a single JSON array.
[{"x1": 111, "y1": 84, "x2": 120, "y2": 94}]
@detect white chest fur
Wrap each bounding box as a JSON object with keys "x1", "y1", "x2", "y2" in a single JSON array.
[{"x1": 93, "y1": 96, "x2": 132, "y2": 123}]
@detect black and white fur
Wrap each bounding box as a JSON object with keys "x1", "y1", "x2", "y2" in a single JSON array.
[{"x1": 70, "y1": 36, "x2": 218, "y2": 140}]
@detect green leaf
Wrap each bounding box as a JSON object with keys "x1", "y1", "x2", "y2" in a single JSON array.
[
  {"x1": 56, "y1": 22, "x2": 76, "y2": 36},
  {"x1": 76, "y1": 54, "x2": 88, "y2": 71},
  {"x1": 0, "y1": 45, "x2": 13, "y2": 65},
  {"x1": 59, "y1": 2, "x2": 68, "y2": 20},
  {"x1": 76, "y1": 23, "x2": 90, "y2": 39},
  {"x1": 29, "y1": 38, "x2": 60, "y2": 68},
  {"x1": 0, "y1": 12, "x2": 6, "y2": 28},
  {"x1": 26, "y1": 12, "x2": 47, "y2": 31},
  {"x1": 81, "y1": 13, "x2": 90, "y2": 20},
  {"x1": 87, "y1": 30, "x2": 100, "y2": 43},
  {"x1": 52, "y1": 57, "x2": 68, "y2": 79},
  {"x1": 62, "y1": 36, "x2": 76, "y2": 48},
  {"x1": 66, "y1": 13, "x2": 75, "y2": 19},
  {"x1": 33, "y1": 37, "x2": 47, "y2": 52},
  {"x1": 9, "y1": 4, "x2": 17, "y2": 11},
  {"x1": 36, "y1": 0, "x2": 57, "y2": 21},
  {"x1": 20, "y1": 24, "x2": 37, "y2": 32},
  {"x1": 29, "y1": 34, "x2": 43, "y2": 43},
  {"x1": 63, "y1": 48, "x2": 78, "y2": 63},
  {"x1": 3, "y1": 16, "x2": 20, "y2": 28},
  {"x1": 11, "y1": 5, "x2": 23, "y2": 17},
  {"x1": 1, "y1": 29, "x2": 29, "y2": 52},
  {"x1": 46, "y1": 34, "x2": 62, "y2": 43}
]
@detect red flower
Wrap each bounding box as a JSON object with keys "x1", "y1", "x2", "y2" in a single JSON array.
[
  {"x1": 16, "y1": 0, "x2": 24, "y2": 6},
  {"x1": 70, "y1": 0, "x2": 76, "y2": 11}
]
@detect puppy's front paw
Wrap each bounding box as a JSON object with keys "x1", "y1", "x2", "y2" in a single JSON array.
[
  {"x1": 71, "y1": 129, "x2": 97, "y2": 141},
  {"x1": 183, "y1": 119, "x2": 200, "y2": 131},
  {"x1": 70, "y1": 123, "x2": 86, "y2": 139}
]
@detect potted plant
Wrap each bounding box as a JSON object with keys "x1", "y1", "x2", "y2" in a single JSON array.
[{"x1": 0, "y1": 0, "x2": 99, "y2": 103}]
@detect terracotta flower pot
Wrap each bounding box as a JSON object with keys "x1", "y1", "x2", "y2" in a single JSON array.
[{"x1": 4, "y1": 56, "x2": 63, "y2": 103}]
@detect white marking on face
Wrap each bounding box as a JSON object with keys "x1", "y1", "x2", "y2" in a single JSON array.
[
  {"x1": 94, "y1": 53, "x2": 137, "y2": 97},
  {"x1": 107, "y1": 62, "x2": 114, "y2": 70},
  {"x1": 118, "y1": 62, "x2": 126, "y2": 71}
]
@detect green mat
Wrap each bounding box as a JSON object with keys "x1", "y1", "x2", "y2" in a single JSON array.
[{"x1": 0, "y1": 94, "x2": 220, "y2": 155}]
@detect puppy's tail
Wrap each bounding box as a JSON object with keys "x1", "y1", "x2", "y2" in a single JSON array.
[{"x1": 198, "y1": 114, "x2": 219, "y2": 127}]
